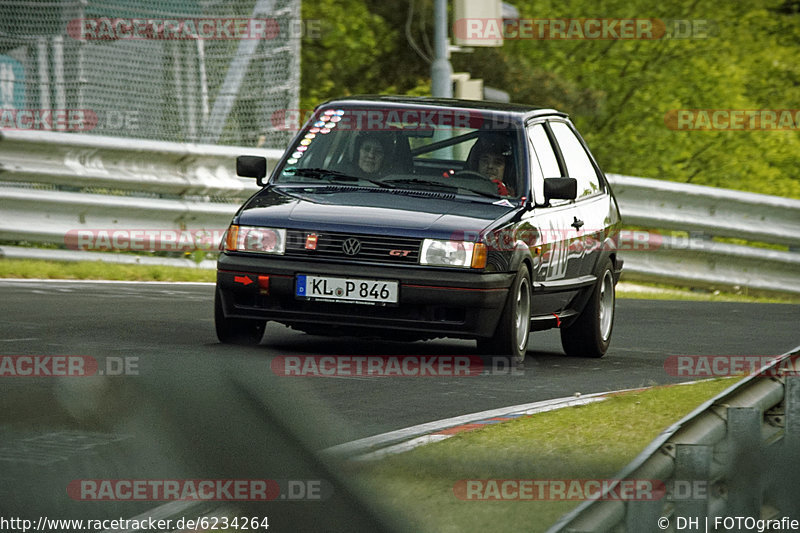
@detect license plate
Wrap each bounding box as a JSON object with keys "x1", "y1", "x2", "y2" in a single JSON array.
[{"x1": 295, "y1": 275, "x2": 398, "y2": 304}]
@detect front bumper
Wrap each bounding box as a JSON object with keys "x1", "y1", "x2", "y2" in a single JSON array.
[{"x1": 216, "y1": 253, "x2": 514, "y2": 338}]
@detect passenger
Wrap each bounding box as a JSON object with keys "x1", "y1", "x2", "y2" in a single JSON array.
[{"x1": 467, "y1": 134, "x2": 515, "y2": 196}]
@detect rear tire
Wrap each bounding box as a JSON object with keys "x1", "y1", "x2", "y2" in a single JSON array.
[
  {"x1": 476, "y1": 267, "x2": 531, "y2": 364},
  {"x1": 560, "y1": 259, "x2": 615, "y2": 358},
  {"x1": 215, "y1": 289, "x2": 266, "y2": 345}
]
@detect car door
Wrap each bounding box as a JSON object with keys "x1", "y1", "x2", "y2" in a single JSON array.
[
  {"x1": 547, "y1": 120, "x2": 608, "y2": 277},
  {"x1": 525, "y1": 121, "x2": 585, "y2": 314}
]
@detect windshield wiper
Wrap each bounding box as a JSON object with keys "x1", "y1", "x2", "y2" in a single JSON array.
[
  {"x1": 383, "y1": 177, "x2": 500, "y2": 199},
  {"x1": 453, "y1": 185, "x2": 501, "y2": 199},
  {"x1": 283, "y1": 168, "x2": 389, "y2": 188},
  {"x1": 381, "y1": 177, "x2": 457, "y2": 190}
]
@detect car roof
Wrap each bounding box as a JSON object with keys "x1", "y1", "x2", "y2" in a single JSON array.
[{"x1": 319, "y1": 95, "x2": 568, "y2": 121}]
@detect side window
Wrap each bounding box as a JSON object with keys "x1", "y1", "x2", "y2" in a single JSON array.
[
  {"x1": 527, "y1": 123, "x2": 563, "y2": 205},
  {"x1": 549, "y1": 121, "x2": 601, "y2": 199}
]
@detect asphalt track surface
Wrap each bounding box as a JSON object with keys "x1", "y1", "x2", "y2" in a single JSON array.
[
  {"x1": 2, "y1": 280, "x2": 799, "y2": 444},
  {"x1": 1, "y1": 279, "x2": 799, "y2": 530}
]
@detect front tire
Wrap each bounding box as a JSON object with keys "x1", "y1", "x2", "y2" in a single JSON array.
[
  {"x1": 560, "y1": 259, "x2": 615, "y2": 358},
  {"x1": 214, "y1": 289, "x2": 266, "y2": 345},
  {"x1": 476, "y1": 267, "x2": 531, "y2": 363}
]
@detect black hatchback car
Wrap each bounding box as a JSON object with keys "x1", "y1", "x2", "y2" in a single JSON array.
[{"x1": 215, "y1": 96, "x2": 622, "y2": 360}]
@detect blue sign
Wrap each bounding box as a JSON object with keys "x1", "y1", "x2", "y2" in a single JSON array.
[{"x1": 0, "y1": 55, "x2": 25, "y2": 110}]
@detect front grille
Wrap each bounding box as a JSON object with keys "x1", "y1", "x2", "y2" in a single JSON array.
[{"x1": 285, "y1": 230, "x2": 422, "y2": 264}]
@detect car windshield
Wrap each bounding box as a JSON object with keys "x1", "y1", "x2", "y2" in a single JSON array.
[{"x1": 274, "y1": 105, "x2": 524, "y2": 200}]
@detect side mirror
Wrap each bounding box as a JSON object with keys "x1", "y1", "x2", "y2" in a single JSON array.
[
  {"x1": 543, "y1": 177, "x2": 577, "y2": 203},
  {"x1": 237, "y1": 156, "x2": 267, "y2": 186}
]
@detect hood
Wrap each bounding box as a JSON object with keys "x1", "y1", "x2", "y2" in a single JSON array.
[{"x1": 235, "y1": 187, "x2": 517, "y2": 240}]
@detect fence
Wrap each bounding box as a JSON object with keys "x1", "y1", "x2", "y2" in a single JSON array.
[
  {"x1": 547, "y1": 346, "x2": 800, "y2": 532},
  {"x1": 0, "y1": 0, "x2": 300, "y2": 148},
  {"x1": 1, "y1": 130, "x2": 799, "y2": 295}
]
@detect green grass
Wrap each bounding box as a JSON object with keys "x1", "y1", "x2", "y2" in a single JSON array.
[
  {"x1": 344, "y1": 378, "x2": 742, "y2": 533},
  {"x1": 617, "y1": 281, "x2": 800, "y2": 304},
  {"x1": 0, "y1": 258, "x2": 215, "y2": 282}
]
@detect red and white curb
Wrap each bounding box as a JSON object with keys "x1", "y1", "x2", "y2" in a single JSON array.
[
  {"x1": 322, "y1": 379, "x2": 733, "y2": 462},
  {"x1": 321, "y1": 391, "x2": 624, "y2": 462}
]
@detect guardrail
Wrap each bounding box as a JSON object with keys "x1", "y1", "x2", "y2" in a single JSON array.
[
  {"x1": 606, "y1": 174, "x2": 800, "y2": 295},
  {"x1": 1, "y1": 131, "x2": 798, "y2": 294},
  {"x1": 0, "y1": 130, "x2": 277, "y2": 198},
  {"x1": 606, "y1": 175, "x2": 800, "y2": 248},
  {"x1": 547, "y1": 345, "x2": 800, "y2": 532},
  {"x1": 0, "y1": 130, "x2": 276, "y2": 248}
]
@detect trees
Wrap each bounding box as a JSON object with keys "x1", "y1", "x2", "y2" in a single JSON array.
[{"x1": 300, "y1": 0, "x2": 800, "y2": 198}]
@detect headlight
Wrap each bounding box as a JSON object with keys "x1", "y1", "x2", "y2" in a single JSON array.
[
  {"x1": 223, "y1": 225, "x2": 286, "y2": 255},
  {"x1": 420, "y1": 239, "x2": 487, "y2": 269}
]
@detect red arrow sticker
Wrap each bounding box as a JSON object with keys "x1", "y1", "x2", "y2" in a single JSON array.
[{"x1": 234, "y1": 275, "x2": 253, "y2": 286}]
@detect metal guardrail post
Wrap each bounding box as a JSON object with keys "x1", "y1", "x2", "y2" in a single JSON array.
[
  {"x1": 784, "y1": 377, "x2": 800, "y2": 448},
  {"x1": 776, "y1": 377, "x2": 800, "y2": 518},
  {"x1": 725, "y1": 407, "x2": 762, "y2": 518},
  {"x1": 624, "y1": 491, "x2": 662, "y2": 532},
  {"x1": 673, "y1": 444, "x2": 712, "y2": 522}
]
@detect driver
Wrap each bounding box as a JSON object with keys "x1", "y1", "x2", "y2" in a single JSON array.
[
  {"x1": 357, "y1": 137, "x2": 386, "y2": 175},
  {"x1": 467, "y1": 133, "x2": 515, "y2": 196},
  {"x1": 349, "y1": 133, "x2": 393, "y2": 178}
]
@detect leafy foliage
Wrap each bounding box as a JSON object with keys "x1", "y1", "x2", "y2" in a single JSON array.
[
  {"x1": 300, "y1": 0, "x2": 800, "y2": 198},
  {"x1": 299, "y1": 0, "x2": 398, "y2": 110}
]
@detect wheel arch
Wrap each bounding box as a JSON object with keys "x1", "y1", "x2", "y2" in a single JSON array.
[
  {"x1": 507, "y1": 241, "x2": 535, "y2": 278},
  {"x1": 561, "y1": 253, "x2": 615, "y2": 329}
]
